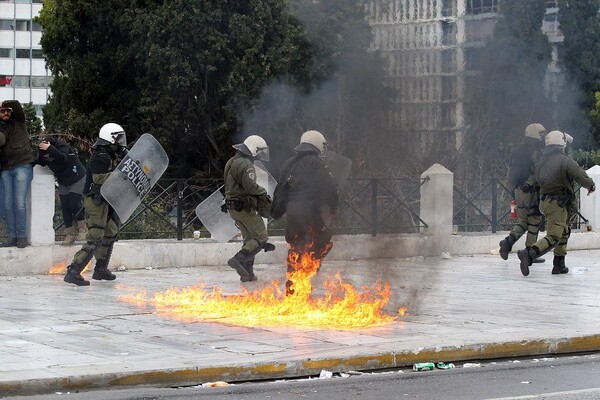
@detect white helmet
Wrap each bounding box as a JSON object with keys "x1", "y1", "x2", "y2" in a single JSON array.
[
  {"x1": 545, "y1": 130, "x2": 573, "y2": 147},
  {"x1": 295, "y1": 130, "x2": 328, "y2": 154},
  {"x1": 97, "y1": 123, "x2": 127, "y2": 146},
  {"x1": 233, "y1": 134, "x2": 269, "y2": 161},
  {"x1": 525, "y1": 123, "x2": 546, "y2": 140}
]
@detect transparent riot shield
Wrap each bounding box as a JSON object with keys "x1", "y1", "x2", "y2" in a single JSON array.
[
  {"x1": 101, "y1": 133, "x2": 169, "y2": 223},
  {"x1": 195, "y1": 187, "x2": 239, "y2": 243},
  {"x1": 325, "y1": 151, "x2": 352, "y2": 190},
  {"x1": 254, "y1": 161, "x2": 277, "y2": 198}
]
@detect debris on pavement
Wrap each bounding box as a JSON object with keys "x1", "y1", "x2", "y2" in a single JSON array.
[
  {"x1": 436, "y1": 362, "x2": 455, "y2": 369},
  {"x1": 319, "y1": 369, "x2": 333, "y2": 379},
  {"x1": 413, "y1": 362, "x2": 435, "y2": 371},
  {"x1": 202, "y1": 381, "x2": 229, "y2": 387}
]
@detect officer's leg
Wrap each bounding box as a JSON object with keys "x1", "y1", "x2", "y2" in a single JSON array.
[
  {"x1": 517, "y1": 199, "x2": 567, "y2": 276},
  {"x1": 552, "y1": 221, "x2": 571, "y2": 274},
  {"x1": 64, "y1": 197, "x2": 107, "y2": 286},
  {"x1": 236, "y1": 212, "x2": 267, "y2": 282},
  {"x1": 92, "y1": 211, "x2": 120, "y2": 281},
  {"x1": 525, "y1": 199, "x2": 545, "y2": 264},
  {"x1": 285, "y1": 204, "x2": 310, "y2": 295}
]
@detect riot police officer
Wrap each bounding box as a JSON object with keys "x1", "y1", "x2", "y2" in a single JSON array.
[
  {"x1": 64, "y1": 123, "x2": 128, "y2": 286},
  {"x1": 499, "y1": 123, "x2": 546, "y2": 262},
  {"x1": 224, "y1": 135, "x2": 272, "y2": 282},
  {"x1": 274, "y1": 130, "x2": 338, "y2": 295},
  {"x1": 517, "y1": 130, "x2": 595, "y2": 276}
]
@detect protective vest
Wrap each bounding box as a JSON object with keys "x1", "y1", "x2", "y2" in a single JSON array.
[{"x1": 535, "y1": 146, "x2": 594, "y2": 196}]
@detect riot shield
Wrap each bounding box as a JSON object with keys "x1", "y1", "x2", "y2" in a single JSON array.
[
  {"x1": 101, "y1": 133, "x2": 169, "y2": 222},
  {"x1": 325, "y1": 151, "x2": 352, "y2": 190},
  {"x1": 195, "y1": 187, "x2": 239, "y2": 243},
  {"x1": 254, "y1": 161, "x2": 278, "y2": 198}
]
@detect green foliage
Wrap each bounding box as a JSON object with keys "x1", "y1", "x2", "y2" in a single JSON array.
[
  {"x1": 557, "y1": 0, "x2": 600, "y2": 145},
  {"x1": 37, "y1": 0, "x2": 389, "y2": 180},
  {"x1": 23, "y1": 102, "x2": 43, "y2": 140},
  {"x1": 570, "y1": 147, "x2": 600, "y2": 168}
]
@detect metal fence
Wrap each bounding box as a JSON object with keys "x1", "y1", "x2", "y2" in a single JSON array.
[{"x1": 44, "y1": 177, "x2": 588, "y2": 240}]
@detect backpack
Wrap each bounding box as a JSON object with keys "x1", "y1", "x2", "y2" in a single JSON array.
[{"x1": 271, "y1": 156, "x2": 303, "y2": 220}]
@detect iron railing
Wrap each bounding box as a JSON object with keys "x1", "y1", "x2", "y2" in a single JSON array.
[{"x1": 42, "y1": 177, "x2": 589, "y2": 241}]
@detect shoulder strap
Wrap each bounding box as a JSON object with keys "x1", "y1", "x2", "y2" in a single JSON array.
[{"x1": 283, "y1": 153, "x2": 307, "y2": 184}]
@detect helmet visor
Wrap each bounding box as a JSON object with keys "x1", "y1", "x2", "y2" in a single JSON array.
[
  {"x1": 256, "y1": 146, "x2": 269, "y2": 161},
  {"x1": 113, "y1": 132, "x2": 127, "y2": 147}
]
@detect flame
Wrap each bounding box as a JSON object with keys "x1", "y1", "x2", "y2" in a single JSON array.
[
  {"x1": 119, "y1": 246, "x2": 403, "y2": 329},
  {"x1": 48, "y1": 260, "x2": 92, "y2": 275}
]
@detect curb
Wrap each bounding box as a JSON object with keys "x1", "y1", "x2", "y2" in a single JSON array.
[{"x1": 3, "y1": 334, "x2": 600, "y2": 396}]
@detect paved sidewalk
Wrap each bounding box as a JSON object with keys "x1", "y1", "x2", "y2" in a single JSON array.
[{"x1": 1, "y1": 249, "x2": 600, "y2": 395}]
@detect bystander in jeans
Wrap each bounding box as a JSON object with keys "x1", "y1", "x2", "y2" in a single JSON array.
[{"x1": 0, "y1": 100, "x2": 35, "y2": 248}]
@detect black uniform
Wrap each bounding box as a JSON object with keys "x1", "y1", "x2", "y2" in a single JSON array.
[{"x1": 276, "y1": 148, "x2": 338, "y2": 294}]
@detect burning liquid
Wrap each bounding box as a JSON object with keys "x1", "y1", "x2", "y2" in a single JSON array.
[
  {"x1": 120, "y1": 249, "x2": 403, "y2": 329},
  {"x1": 48, "y1": 260, "x2": 91, "y2": 274}
]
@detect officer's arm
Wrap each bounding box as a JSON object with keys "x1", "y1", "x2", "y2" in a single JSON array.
[
  {"x1": 89, "y1": 152, "x2": 113, "y2": 186},
  {"x1": 567, "y1": 159, "x2": 595, "y2": 190},
  {"x1": 239, "y1": 164, "x2": 267, "y2": 197}
]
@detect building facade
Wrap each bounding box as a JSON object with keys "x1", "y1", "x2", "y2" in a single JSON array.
[
  {"x1": 366, "y1": 0, "x2": 563, "y2": 152},
  {"x1": 0, "y1": 0, "x2": 49, "y2": 116}
]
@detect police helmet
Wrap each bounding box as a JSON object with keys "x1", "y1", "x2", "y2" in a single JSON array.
[
  {"x1": 233, "y1": 135, "x2": 269, "y2": 161},
  {"x1": 524, "y1": 123, "x2": 546, "y2": 140},
  {"x1": 96, "y1": 123, "x2": 127, "y2": 147},
  {"x1": 294, "y1": 130, "x2": 328, "y2": 154},
  {"x1": 545, "y1": 130, "x2": 573, "y2": 147}
]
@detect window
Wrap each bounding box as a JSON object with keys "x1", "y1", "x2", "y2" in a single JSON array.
[
  {"x1": 31, "y1": 21, "x2": 42, "y2": 31},
  {"x1": 11, "y1": 76, "x2": 29, "y2": 87},
  {"x1": 0, "y1": 20, "x2": 13, "y2": 30},
  {"x1": 31, "y1": 49, "x2": 43, "y2": 59},
  {"x1": 0, "y1": 48, "x2": 11, "y2": 58},
  {"x1": 466, "y1": 0, "x2": 500, "y2": 15},
  {"x1": 15, "y1": 49, "x2": 30, "y2": 58}
]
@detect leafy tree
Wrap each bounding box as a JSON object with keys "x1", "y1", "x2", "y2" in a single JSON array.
[
  {"x1": 557, "y1": 0, "x2": 600, "y2": 145},
  {"x1": 37, "y1": 0, "x2": 390, "y2": 179},
  {"x1": 23, "y1": 102, "x2": 43, "y2": 140}
]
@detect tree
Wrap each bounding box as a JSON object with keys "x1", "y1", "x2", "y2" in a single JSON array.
[
  {"x1": 23, "y1": 102, "x2": 43, "y2": 140},
  {"x1": 557, "y1": 0, "x2": 600, "y2": 146}
]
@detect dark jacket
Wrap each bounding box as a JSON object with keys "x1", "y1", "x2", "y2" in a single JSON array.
[
  {"x1": 83, "y1": 145, "x2": 116, "y2": 195},
  {"x1": 0, "y1": 100, "x2": 34, "y2": 169},
  {"x1": 35, "y1": 138, "x2": 86, "y2": 186},
  {"x1": 535, "y1": 146, "x2": 595, "y2": 197},
  {"x1": 279, "y1": 150, "x2": 338, "y2": 211},
  {"x1": 508, "y1": 136, "x2": 543, "y2": 189}
]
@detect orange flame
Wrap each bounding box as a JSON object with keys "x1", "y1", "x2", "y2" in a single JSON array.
[
  {"x1": 48, "y1": 260, "x2": 92, "y2": 275},
  {"x1": 119, "y1": 248, "x2": 403, "y2": 329}
]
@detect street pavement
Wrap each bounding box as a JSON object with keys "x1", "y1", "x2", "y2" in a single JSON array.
[{"x1": 1, "y1": 249, "x2": 600, "y2": 396}]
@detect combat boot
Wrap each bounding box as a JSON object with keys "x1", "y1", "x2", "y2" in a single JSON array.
[
  {"x1": 227, "y1": 250, "x2": 250, "y2": 280},
  {"x1": 92, "y1": 260, "x2": 116, "y2": 281},
  {"x1": 527, "y1": 247, "x2": 545, "y2": 264},
  {"x1": 517, "y1": 247, "x2": 538, "y2": 277},
  {"x1": 241, "y1": 258, "x2": 258, "y2": 282},
  {"x1": 551, "y1": 255, "x2": 569, "y2": 275},
  {"x1": 64, "y1": 264, "x2": 90, "y2": 286},
  {"x1": 76, "y1": 220, "x2": 87, "y2": 241},
  {"x1": 62, "y1": 227, "x2": 76, "y2": 245},
  {"x1": 499, "y1": 235, "x2": 516, "y2": 260}
]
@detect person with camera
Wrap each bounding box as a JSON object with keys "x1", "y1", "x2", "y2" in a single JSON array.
[{"x1": 36, "y1": 136, "x2": 87, "y2": 245}]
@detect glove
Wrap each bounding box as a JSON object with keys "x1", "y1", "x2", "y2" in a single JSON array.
[
  {"x1": 588, "y1": 185, "x2": 596, "y2": 195},
  {"x1": 220, "y1": 201, "x2": 228, "y2": 213},
  {"x1": 117, "y1": 146, "x2": 129, "y2": 158}
]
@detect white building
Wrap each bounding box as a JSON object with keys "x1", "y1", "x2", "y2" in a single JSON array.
[
  {"x1": 366, "y1": 0, "x2": 563, "y2": 151},
  {"x1": 0, "y1": 0, "x2": 50, "y2": 116}
]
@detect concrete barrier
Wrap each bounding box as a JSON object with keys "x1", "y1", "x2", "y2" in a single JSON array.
[{"x1": 2, "y1": 231, "x2": 600, "y2": 276}]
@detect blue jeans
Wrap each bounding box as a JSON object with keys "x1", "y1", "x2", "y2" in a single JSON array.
[{"x1": 1, "y1": 163, "x2": 33, "y2": 239}]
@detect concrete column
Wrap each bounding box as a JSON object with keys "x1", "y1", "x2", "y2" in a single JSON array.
[
  {"x1": 580, "y1": 165, "x2": 600, "y2": 231},
  {"x1": 420, "y1": 163, "x2": 453, "y2": 235},
  {"x1": 28, "y1": 165, "x2": 55, "y2": 245}
]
